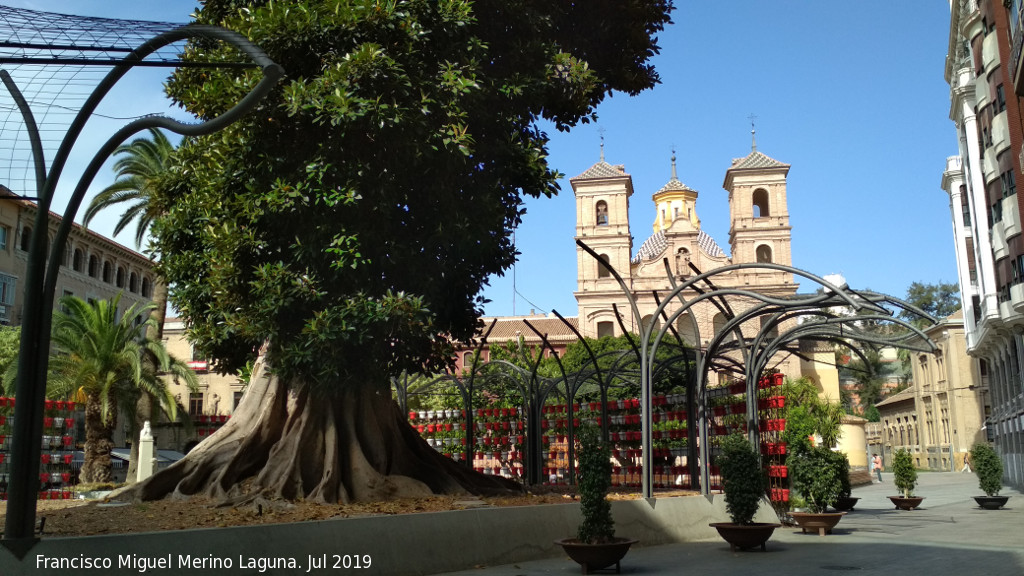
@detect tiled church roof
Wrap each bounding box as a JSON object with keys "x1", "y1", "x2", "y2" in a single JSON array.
[
  {"x1": 655, "y1": 176, "x2": 695, "y2": 194},
  {"x1": 729, "y1": 150, "x2": 790, "y2": 170},
  {"x1": 571, "y1": 161, "x2": 629, "y2": 181},
  {"x1": 631, "y1": 230, "x2": 726, "y2": 264}
]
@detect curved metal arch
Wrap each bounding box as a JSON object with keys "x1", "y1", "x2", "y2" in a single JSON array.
[{"x1": 3, "y1": 23, "x2": 283, "y2": 552}]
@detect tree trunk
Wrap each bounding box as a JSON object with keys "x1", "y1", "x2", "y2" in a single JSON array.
[
  {"x1": 81, "y1": 392, "x2": 117, "y2": 484},
  {"x1": 127, "y1": 280, "x2": 168, "y2": 482},
  {"x1": 127, "y1": 349, "x2": 519, "y2": 504}
]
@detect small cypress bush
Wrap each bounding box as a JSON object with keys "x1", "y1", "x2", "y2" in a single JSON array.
[
  {"x1": 892, "y1": 449, "x2": 917, "y2": 498},
  {"x1": 576, "y1": 424, "x2": 614, "y2": 544}
]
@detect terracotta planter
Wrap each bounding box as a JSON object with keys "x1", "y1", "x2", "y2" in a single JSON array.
[
  {"x1": 789, "y1": 511, "x2": 846, "y2": 536},
  {"x1": 831, "y1": 496, "x2": 860, "y2": 512},
  {"x1": 708, "y1": 522, "x2": 780, "y2": 552},
  {"x1": 973, "y1": 495, "x2": 1010, "y2": 510},
  {"x1": 555, "y1": 537, "x2": 637, "y2": 575},
  {"x1": 888, "y1": 496, "x2": 925, "y2": 510}
]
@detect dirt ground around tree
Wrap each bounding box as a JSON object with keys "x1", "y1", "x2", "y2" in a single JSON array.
[{"x1": 0, "y1": 487, "x2": 697, "y2": 538}]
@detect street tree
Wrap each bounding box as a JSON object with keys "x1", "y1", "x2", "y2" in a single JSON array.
[{"x1": 134, "y1": 0, "x2": 673, "y2": 504}]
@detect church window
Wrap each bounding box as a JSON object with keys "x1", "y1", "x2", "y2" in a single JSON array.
[
  {"x1": 752, "y1": 189, "x2": 770, "y2": 218},
  {"x1": 756, "y1": 244, "x2": 773, "y2": 263},
  {"x1": 598, "y1": 254, "x2": 612, "y2": 278},
  {"x1": 712, "y1": 312, "x2": 727, "y2": 337},
  {"x1": 675, "y1": 312, "x2": 698, "y2": 346},
  {"x1": 641, "y1": 314, "x2": 660, "y2": 334},
  {"x1": 597, "y1": 321, "x2": 614, "y2": 338},
  {"x1": 595, "y1": 201, "x2": 609, "y2": 226}
]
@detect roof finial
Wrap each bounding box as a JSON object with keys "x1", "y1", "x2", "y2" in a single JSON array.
[
  {"x1": 598, "y1": 126, "x2": 606, "y2": 162},
  {"x1": 748, "y1": 113, "x2": 758, "y2": 152},
  {"x1": 670, "y1": 145, "x2": 678, "y2": 180}
]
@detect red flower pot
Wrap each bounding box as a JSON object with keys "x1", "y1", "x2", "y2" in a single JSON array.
[{"x1": 62, "y1": 454, "x2": 72, "y2": 465}]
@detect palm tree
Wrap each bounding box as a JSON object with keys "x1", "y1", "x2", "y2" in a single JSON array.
[
  {"x1": 84, "y1": 127, "x2": 175, "y2": 248},
  {"x1": 84, "y1": 127, "x2": 177, "y2": 480},
  {"x1": 48, "y1": 295, "x2": 197, "y2": 484}
]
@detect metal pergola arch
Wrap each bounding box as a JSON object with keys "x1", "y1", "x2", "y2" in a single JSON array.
[
  {"x1": 1, "y1": 7, "x2": 283, "y2": 555},
  {"x1": 576, "y1": 239, "x2": 940, "y2": 499}
]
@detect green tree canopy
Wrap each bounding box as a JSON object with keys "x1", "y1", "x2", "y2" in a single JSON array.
[
  {"x1": 900, "y1": 281, "x2": 960, "y2": 327},
  {"x1": 134, "y1": 0, "x2": 674, "y2": 504},
  {"x1": 155, "y1": 0, "x2": 674, "y2": 391}
]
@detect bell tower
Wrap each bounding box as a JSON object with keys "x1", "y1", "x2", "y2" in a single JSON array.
[
  {"x1": 723, "y1": 129, "x2": 795, "y2": 291},
  {"x1": 572, "y1": 146, "x2": 633, "y2": 337}
]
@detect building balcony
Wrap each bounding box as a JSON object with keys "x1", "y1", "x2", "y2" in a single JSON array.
[
  {"x1": 1012, "y1": 283, "x2": 1024, "y2": 313},
  {"x1": 992, "y1": 220, "x2": 1009, "y2": 261},
  {"x1": 1003, "y1": 194, "x2": 1021, "y2": 238}
]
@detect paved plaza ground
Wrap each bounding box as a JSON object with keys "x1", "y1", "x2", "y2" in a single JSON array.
[{"x1": 441, "y1": 471, "x2": 1024, "y2": 576}]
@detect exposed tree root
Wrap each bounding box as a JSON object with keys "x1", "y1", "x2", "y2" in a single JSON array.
[{"x1": 123, "y1": 352, "x2": 520, "y2": 505}]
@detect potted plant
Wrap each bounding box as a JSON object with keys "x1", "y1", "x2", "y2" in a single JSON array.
[
  {"x1": 829, "y1": 451, "x2": 859, "y2": 512},
  {"x1": 789, "y1": 443, "x2": 846, "y2": 536},
  {"x1": 555, "y1": 423, "x2": 637, "y2": 574},
  {"x1": 709, "y1": 434, "x2": 780, "y2": 551},
  {"x1": 970, "y1": 443, "x2": 1009, "y2": 510},
  {"x1": 888, "y1": 448, "x2": 924, "y2": 510}
]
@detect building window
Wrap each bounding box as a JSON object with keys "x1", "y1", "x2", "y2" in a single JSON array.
[
  {"x1": 598, "y1": 254, "x2": 612, "y2": 278},
  {"x1": 88, "y1": 255, "x2": 99, "y2": 278},
  {"x1": 595, "y1": 200, "x2": 609, "y2": 226},
  {"x1": 116, "y1": 266, "x2": 126, "y2": 288},
  {"x1": 19, "y1": 226, "x2": 31, "y2": 251},
  {"x1": 0, "y1": 225, "x2": 8, "y2": 251},
  {"x1": 73, "y1": 248, "x2": 83, "y2": 272},
  {"x1": 233, "y1": 391, "x2": 243, "y2": 412},
  {"x1": 129, "y1": 272, "x2": 138, "y2": 293},
  {"x1": 756, "y1": 244, "x2": 773, "y2": 263},
  {"x1": 597, "y1": 321, "x2": 614, "y2": 338},
  {"x1": 961, "y1": 193, "x2": 971, "y2": 227},
  {"x1": 1001, "y1": 170, "x2": 1016, "y2": 198},
  {"x1": 189, "y1": 392, "x2": 204, "y2": 417},
  {"x1": 752, "y1": 188, "x2": 770, "y2": 218},
  {"x1": 0, "y1": 275, "x2": 12, "y2": 323},
  {"x1": 102, "y1": 261, "x2": 112, "y2": 283},
  {"x1": 996, "y1": 85, "x2": 1007, "y2": 113},
  {"x1": 141, "y1": 277, "x2": 152, "y2": 298}
]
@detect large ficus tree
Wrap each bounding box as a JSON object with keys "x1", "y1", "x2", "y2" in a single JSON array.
[{"x1": 135, "y1": 0, "x2": 673, "y2": 504}]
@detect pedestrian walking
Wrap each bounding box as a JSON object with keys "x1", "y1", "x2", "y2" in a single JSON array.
[{"x1": 872, "y1": 453, "x2": 883, "y2": 482}]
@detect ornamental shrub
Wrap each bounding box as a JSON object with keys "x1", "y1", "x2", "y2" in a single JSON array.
[
  {"x1": 576, "y1": 424, "x2": 614, "y2": 544},
  {"x1": 892, "y1": 449, "x2": 917, "y2": 498},
  {"x1": 790, "y1": 443, "x2": 842, "y2": 513},
  {"x1": 718, "y1": 434, "x2": 766, "y2": 525},
  {"x1": 970, "y1": 443, "x2": 1003, "y2": 497}
]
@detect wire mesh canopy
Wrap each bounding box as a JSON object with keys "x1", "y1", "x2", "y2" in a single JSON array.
[
  {"x1": 0, "y1": 5, "x2": 185, "y2": 66},
  {"x1": 0, "y1": 4, "x2": 259, "y2": 198}
]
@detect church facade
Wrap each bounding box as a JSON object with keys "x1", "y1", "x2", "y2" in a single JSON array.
[{"x1": 571, "y1": 142, "x2": 805, "y2": 384}]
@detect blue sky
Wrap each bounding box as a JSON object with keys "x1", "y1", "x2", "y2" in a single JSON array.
[{"x1": 6, "y1": 1, "x2": 960, "y2": 319}]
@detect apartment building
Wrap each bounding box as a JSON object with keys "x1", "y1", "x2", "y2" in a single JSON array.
[
  {"x1": 943, "y1": 0, "x2": 1024, "y2": 489},
  {"x1": 0, "y1": 187, "x2": 156, "y2": 326}
]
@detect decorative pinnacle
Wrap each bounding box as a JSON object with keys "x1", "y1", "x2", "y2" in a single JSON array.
[
  {"x1": 748, "y1": 113, "x2": 758, "y2": 152},
  {"x1": 670, "y1": 147, "x2": 678, "y2": 180},
  {"x1": 598, "y1": 126, "x2": 606, "y2": 162}
]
